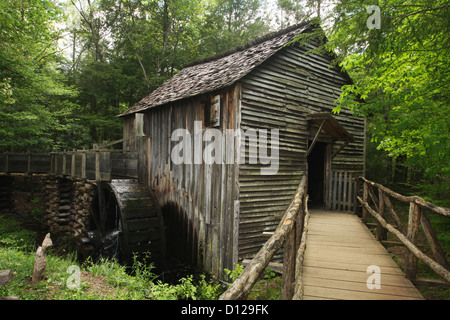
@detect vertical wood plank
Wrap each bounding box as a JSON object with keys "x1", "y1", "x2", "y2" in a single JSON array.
[
  {"x1": 71, "y1": 152, "x2": 76, "y2": 177},
  {"x1": 405, "y1": 203, "x2": 421, "y2": 280},
  {"x1": 281, "y1": 224, "x2": 296, "y2": 300},
  {"x1": 342, "y1": 171, "x2": 347, "y2": 211},
  {"x1": 95, "y1": 151, "x2": 100, "y2": 181},
  {"x1": 332, "y1": 171, "x2": 337, "y2": 210},
  {"x1": 354, "y1": 178, "x2": 360, "y2": 216},
  {"x1": 362, "y1": 182, "x2": 368, "y2": 223},
  {"x1": 232, "y1": 200, "x2": 240, "y2": 266},
  {"x1": 62, "y1": 152, "x2": 67, "y2": 175},
  {"x1": 347, "y1": 173, "x2": 353, "y2": 212},
  {"x1": 377, "y1": 188, "x2": 385, "y2": 241},
  {"x1": 81, "y1": 151, "x2": 86, "y2": 179}
]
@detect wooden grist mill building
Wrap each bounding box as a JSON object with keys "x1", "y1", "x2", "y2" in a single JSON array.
[{"x1": 119, "y1": 22, "x2": 365, "y2": 279}]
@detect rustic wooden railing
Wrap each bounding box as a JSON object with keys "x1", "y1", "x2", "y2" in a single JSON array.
[
  {"x1": 357, "y1": 177, "x2": 450, "y2": 283},
  {"x1": 0, "y1": 137, "x2": 138, "y2": 181},
  {"x1": 220, "y1": 174, "x2": 309, "y2": 300}
]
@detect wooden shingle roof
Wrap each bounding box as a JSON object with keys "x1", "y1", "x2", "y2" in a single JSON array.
[{"x1": 119, "y1": 21, "x2": 313, "y2": 117}]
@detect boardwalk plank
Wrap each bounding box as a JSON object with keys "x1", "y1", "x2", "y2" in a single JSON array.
[{"x1": 302, "y1": 209, "x2": 424, "y2": 300}]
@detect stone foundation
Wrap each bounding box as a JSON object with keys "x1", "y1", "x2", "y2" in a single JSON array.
[{"x1": 1, "y1": 174, "x2": 97, "y2": 248}]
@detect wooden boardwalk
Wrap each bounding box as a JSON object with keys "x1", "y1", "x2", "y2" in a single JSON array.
[{"x1": 302, "y1": 209, "x2": 424, "y2": 300}]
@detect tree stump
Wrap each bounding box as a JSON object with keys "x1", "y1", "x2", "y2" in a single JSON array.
[
  {"x1": 0, "y1": 269, "x2": 13, "y2": 286},
  {"x1": 0, "y1": 269, "x2": 20, "y2": 300},
  {"x1": 31, "y1": 233, "x2": 52, "y2": 284}
]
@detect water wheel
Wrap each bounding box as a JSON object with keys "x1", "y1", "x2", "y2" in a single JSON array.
[{"x1": 85, "y1": 179, "x2": 165, "y2": 268}]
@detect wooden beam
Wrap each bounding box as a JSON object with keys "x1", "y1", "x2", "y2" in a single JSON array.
[
  {"x1": 331, "y1": 139, "x2": 351, "y2": 159},
  {"x1": 292, "y1": 197, "x2": 310, "y2": 300},
  {"x1": 307, "y1": 119, "x2": 326, "y2": 156}
]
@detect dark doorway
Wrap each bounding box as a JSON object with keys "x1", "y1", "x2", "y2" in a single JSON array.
[{"x1": 308, "y1": 141, "x2": 328, "y2": 208}]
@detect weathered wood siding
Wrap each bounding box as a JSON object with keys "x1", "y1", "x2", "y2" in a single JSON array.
[
  {"x1": 122, "y1": 115, "x2": 136, "y2": 151},
  {"x1": 131, "y1": 85, "x2": 241, "y2": 279},
  {"x1": 121, "y1": 42, "x2": 365, "y2": 276},
  {"x1": 237, "y1": 43, "x2": 365, "y2": 260}
]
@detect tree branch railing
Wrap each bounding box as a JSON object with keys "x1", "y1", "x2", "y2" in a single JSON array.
[
  {"x1": 357, "y1": 176, "x2": 450, "y2": 283},
  {"x1": 219, "y1": 174, "x2": 309, "y2": 300}
]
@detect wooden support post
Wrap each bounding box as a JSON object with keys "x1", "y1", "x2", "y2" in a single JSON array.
[
  {"x1": 62, "y1": 152, "x2": 67, "y2": 175},
  {"x1": 362, "y1": 182, "x2": 368, "y2": 223},
  {"x1": 81, "y1": 151, "x2": 86, "y2": 179},
  {"x1": 219, "y1": 175, "x2": 307, "y2": 300},
  {"x1": 292, "y1": 198, "x2": 310, "y2": 300},
  {"x1": 95, "y1": 150, "x2": 100, "y2": 181},
  {"x1": 377, "y1": 188, "x2": 386, "y2": 241},
  {"x1": 54, "y1": 153, "x2": 58, "y2": 174},
  {"x1": 404, "y1": 203, "x2": 421, "y2": 280},
  {"x1": 281, "y1": 224, "x2": 296, "y2": 300},
  {"x1": 71, "y1": 152, "x2": 76, "y2": 177}
]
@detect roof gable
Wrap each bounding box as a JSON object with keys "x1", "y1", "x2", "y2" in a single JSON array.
[{"x1": 120, "y1": 22, "x2": 313, "y2": 117}]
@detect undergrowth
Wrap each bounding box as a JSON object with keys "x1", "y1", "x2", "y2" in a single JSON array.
[{"x1": 0, "y1": 214, "x2": 222, "y2": 300}]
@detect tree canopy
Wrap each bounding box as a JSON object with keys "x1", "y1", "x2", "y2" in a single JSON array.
[
  {"x1": 326, "y1": 0, "x2": 449, "y2": 184},
  {"x1": 0, "y1": 0, "x2": 448, "y2": 195}
]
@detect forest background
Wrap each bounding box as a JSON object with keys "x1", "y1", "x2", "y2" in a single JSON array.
[{"x1": 0, "y1": 0, "x2": 448, "y2": 203}]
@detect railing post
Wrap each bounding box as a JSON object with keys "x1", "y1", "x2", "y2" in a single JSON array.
[
  {"x1": 71, "y1": 151, "x2": 76, "y2": 178},
  {"x1": 362, "y1": 181, "x2": 368, "y2": 223},
  {"x1": 95, "y1": 150, "x2": 100, "y2": 181},
  {"x1": 281, "y1": 223, "x2": 296, "y2": 300},
  {"x1": 404, "y1": 202, "x2": 421, "y2": 280},
  {"x1": 27, "y1": 153, "x2": 31, "y2": 175},
  {"x1": 54, "y1": 153, "x2": 58, "y2": 174},
  {"x1": 377, "y1": 188, "x2": 387, "y2": 241},
  {"x1": 281, "y1": 192, "x2": 307, "y2": 300},
  {"x1": 81, "y1": 150, "x2": 86, "y2": 179},
  {"x1": 62, "y1": 151, "x2": 67, "y2": 176},
  {"x1": 354, "y1": 178, "x2": 361, "y2": 216}
]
